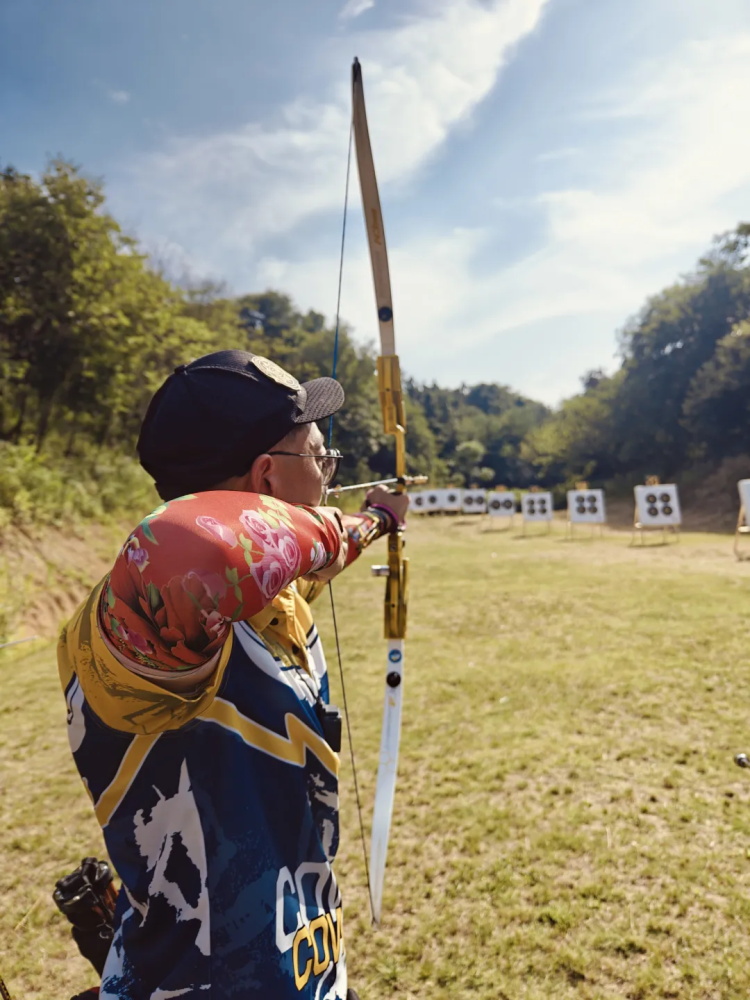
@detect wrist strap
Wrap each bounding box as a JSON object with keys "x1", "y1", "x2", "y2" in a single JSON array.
[{"x1": 367, "y1": 502, "x2": 401, "y2": 531}]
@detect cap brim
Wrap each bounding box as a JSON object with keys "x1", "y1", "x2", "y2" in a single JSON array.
[{"x1": 294, "y1": 377, "x2": 345, "y2": 423}]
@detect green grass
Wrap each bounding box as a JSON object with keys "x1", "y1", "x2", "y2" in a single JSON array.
[{"x1": 3, "y1": 517, "x2": 750, "y2": 998}]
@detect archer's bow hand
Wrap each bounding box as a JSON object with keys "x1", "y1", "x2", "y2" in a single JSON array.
[{"x1": 362, "y1": 485, "x2": 409, "y2": 531}]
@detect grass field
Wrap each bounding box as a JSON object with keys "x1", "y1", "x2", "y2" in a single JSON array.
[{"x1": 3, "y1": 516, "x2": 750, "y2": 998}]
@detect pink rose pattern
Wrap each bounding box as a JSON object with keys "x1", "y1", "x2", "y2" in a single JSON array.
[
  {"x1": 238, "y1": 508, "x2": 276, "y2": 547},
  {"x1": 125, "y1": 539, "x2": 150, "y2": 573},
  {"x1": 196, "y1": 515, "x2": 238, "y2": 549},
  {"x1": 240, "y1": 509, "x2": 302, "y2": 601},
  {"x1": 309, "y1": 540, "x2": 328, "y2": 572}
]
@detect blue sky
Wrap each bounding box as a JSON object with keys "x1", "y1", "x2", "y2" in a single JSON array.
[{"x1": 3, "y1": 0, "x2": 750, "y2": 404}]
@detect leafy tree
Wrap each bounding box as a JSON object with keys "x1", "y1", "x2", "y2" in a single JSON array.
[
  {"x1": 453, "y1": 440, "x2": 486, "y2": 486},
  {"x1": 612, "y1": 226, "x2": 750, "y2": 473},
  {"x1": 406, "y1": 381, "x2": 549, "y2": 487},
  {"x1": 0, "y1": 161, "x2": 229, "y2": 453},
  {"x1": 683, "y1": 320, "x2": 750, "y2": 457},
  {"x1": 521, "y1": 373, "x2": 623, "y2": 483},
  {"x1": 0, "y1": 161, "x2": 126, "y2": 446}
]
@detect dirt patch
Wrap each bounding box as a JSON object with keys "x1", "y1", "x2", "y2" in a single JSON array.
[
  {"x1": 683, "y1": 455, "x2": 750, "y2": 530},
  {"x1": 0, "y1": 521, "x2": 128, "y2": 642}
]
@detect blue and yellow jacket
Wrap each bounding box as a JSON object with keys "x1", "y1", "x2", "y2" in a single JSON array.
[{"x1": 59, "y1": 580, "x2": 347, "y2": 999}]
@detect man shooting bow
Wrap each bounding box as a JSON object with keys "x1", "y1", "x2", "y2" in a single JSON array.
[{"x1": 58, "y1": 349, "x2": 408, "y2": 999}]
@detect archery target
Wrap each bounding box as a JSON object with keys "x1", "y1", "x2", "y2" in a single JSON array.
[
  {"x1": 461, "y1": 489, "x2": 487, "y2": 514},
  {"x1": 424, "y1": 490, "x2": 443, "y2": 512},
  {"x1": 443, "y1": 488, "x2": 463, "y2": 512},
  {"x1": 634, "y1": 484, "x2": 681, "y2": 526},
  {"x1": 487, "y1": 493, "x2": 516, "y2": 518},
  {"x1": 522, "y1": 492, "x2": 553, "y2": 521},
  {"x1": 738, "y1": 479, "x2": 750, "y2": 516},
  {"x1": 567, "y1": 489, "x2": 606, "y2": 524},
  {"x1": 411, "y1": 491, "x2": 428, "y2": 513}
]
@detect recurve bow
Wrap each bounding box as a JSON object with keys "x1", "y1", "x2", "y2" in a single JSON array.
[{"x1": 351, "y1": 56, "x2": 409, "y2": 926}]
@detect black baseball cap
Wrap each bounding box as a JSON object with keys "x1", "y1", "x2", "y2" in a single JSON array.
[{"x1": 137, "y1": 349, "x2": 345, "y2": 500}]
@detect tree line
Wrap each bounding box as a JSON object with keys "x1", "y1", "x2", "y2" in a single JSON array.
[
  {"x1": 522, "y1": 226, "x2": 750, "y2": 486},
  {"x1": 1, "y1": 160, "x2": 748, "y2": 502}
]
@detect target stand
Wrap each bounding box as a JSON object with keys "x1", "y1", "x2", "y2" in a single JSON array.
[
  {"x1": 565, "y1": 483, "x2": 606, "y2": 539},
  {"x1": 520, "y1": 489, "x2": 553, "y2": 536},
  {"x1": 485, "y1": 488, "x2": 515, "y2": 530},
  {"x1": 733, "y1": 479, "x2": 750, "y2": 560},
  {"x1": 631, "y1": 478, "x2": 681, "y2": 546}
]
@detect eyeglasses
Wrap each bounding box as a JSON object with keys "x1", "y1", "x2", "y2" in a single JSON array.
[{"x1": 267, "y1": 447, "x2": 343, "y2": 486}]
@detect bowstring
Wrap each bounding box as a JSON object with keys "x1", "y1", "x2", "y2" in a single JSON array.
[
  {"x1": 327, "y1": 119, "x2": 374, "y2": 918},
  {"x1": 326, "y1": 586, "x2": 373, "y2": 916},
  {"x1": 328, "y1": 121, "x2": 353, "y2": 445}
]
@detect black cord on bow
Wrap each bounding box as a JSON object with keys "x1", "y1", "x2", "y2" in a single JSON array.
[{"x1": 327, "y1": 120, "x2": 353, "y2": 448}]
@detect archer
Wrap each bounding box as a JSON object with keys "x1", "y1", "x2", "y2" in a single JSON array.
[{"x1": 58, "y1": 349, "x2": 408, "y2": 999}]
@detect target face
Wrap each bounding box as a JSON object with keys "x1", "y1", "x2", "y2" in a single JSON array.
[
  {"x1": 411, "y1": 490, "x2": 427, "y2": 512},
  {"x1": 634, "y1": 484, "x2": 681, "y2": 526},
  {"x1": 521, "y1": 491, "x2": 553, "y2": 521},
  {"x1": 443, "y1": 489, "x2": 463, "y2": 512},
  {"x1": 424, "y1": 490, "x2": 443, "y2": 511},
  {"x1": 567, "y1": 489, "x2": 606, "y2": 524},
  {"x1": 461, "y1": 489, "x2": 487, "y2": 514},
  {"x1": 738, "y1": 479, "x2": 750, "y2": 515},
  {"x1": 488, "y1": 494, "x2": 516, "y2": 518}
]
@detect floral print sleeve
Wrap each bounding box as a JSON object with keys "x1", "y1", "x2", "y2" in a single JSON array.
[
  {"x1": 295, "y1": 508, "x2": 392, "y2": 605},
  {"x1": 102, "y1": 492, "x2": 344, "y2": 672}
]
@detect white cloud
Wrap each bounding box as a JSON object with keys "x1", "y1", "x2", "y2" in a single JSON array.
[
  {"x1": 273, "y1": 33, "x2": 750, "y2": 403},
  {"x1": 107, "y1": 2, "x2": 750, "y2": 404},
  {"x1": 534, "y1": 147, "x2": 581, "y2": 164},
  {"x1": 108, "y1": 89, "x2": 131, "y2": 104},
  {"x1": 339, "y1": 0, "x2": 375, "y2": 21},
  {"x1": 502, "y1": 37, "x2": 750, "y2": 321},
  {"x1": 379, "y1": 35, "x2": 750, "y2": 395},
  {"x1": 112, "y1": 0, "x2": 551, "y2": 262}
]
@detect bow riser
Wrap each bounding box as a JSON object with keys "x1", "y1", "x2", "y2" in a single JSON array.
[
  {"x1": 377, "y1": 355, "x2": 407, "y2": 443},
  {"x1": 385, "y1": 533, "x2": 407, "y2": 639}
]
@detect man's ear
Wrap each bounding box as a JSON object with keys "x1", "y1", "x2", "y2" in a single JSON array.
[{"x1": 244, "y1": 453, "x2": 275, "y2": 495}]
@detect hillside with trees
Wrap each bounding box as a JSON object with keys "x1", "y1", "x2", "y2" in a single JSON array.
[
  {"x1": 522, "y1": 226, "x2": 750, "y2": 486},
  {"x1": 1, "y1": 159, "x2": 749, "y2": 530}
]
